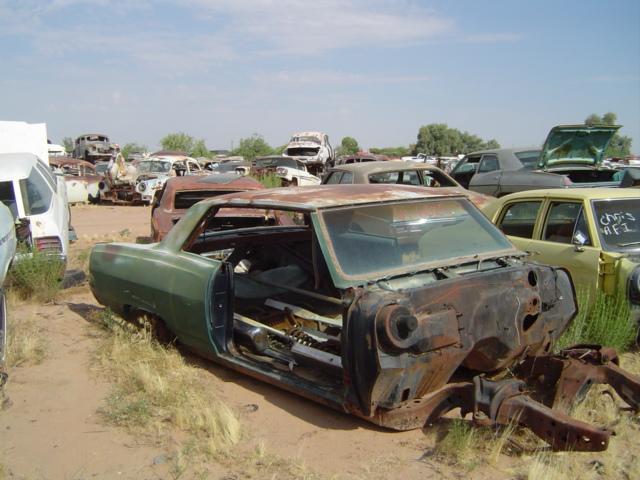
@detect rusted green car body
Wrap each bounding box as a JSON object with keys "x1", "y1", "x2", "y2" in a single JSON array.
[{"x1": 90, "y1": 185, "x2": 640, "y2": 451}]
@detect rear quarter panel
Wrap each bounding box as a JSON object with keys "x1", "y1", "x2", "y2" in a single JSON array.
[{"x1": 89, "y1": 242, "x2": 219, "y2": 355}]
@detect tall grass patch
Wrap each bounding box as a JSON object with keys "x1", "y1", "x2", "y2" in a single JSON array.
[
  {"x1": 251, "y1": 172, "x2": 282, "y2": 188},
  {"x1": 557, "y1": 289, "x2": 636, "y2": 352},
  {"x1": 6, "y1": 314, "x2": 47, "y2": 367},
  {"x1": 7, "y1": 247, "x2": 63, "y2": 303},
  {"x1": 93, "y1": 310, "x2": 240, "y2": 455}
]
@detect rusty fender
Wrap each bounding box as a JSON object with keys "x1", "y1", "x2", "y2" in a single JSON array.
[{"x1": 370, "y1": 345, "x2": 640, "y2": 452}]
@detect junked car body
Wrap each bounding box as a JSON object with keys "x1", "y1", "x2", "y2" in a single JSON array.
[
  {"x1": 451, "y1": 125, "x2": 621, "y2": 196},
  {"x1": 90, "y1": 185, "x2": 640, "y2": 451},
  {"x1": 483, "y1": 188, "x2": 640, "y2": 325},
  {"x1": 100, "y1": 155, "x2": 205, "y2": 205},
  {"x1": 252, "y1": 156, "x2": 320, "y2": 186},
  {"x1": 50, "y1": 157, "x2": 102, "y2": 204},
  {"x1": 322, "y1": 161, "x2": 492, "y2": 209},
  {"x1": 283, "y1": 131, "x2": 333, "y2": 174},
  {"x1": 72, "y1": 133, "x2": 116, "y2": 164},
  {"x1": 0, "y1": 202, "x2": 16, "y2": 376},
  {"x1": 150, "y1": 173, "x2": 265, "y2": 242},
  {"x1": 0, "y1": 153, "x2": 70, "y2": 265},
  {"x1": 332, "y1": 153, "x2": 391, "y2": 167}
]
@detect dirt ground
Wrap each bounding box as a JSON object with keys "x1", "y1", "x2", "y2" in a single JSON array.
[{"x1": 0, "y1": 205, "x2": 634, "y2": 479}]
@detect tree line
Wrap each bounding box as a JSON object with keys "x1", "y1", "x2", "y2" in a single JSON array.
[{"x1": 61, "y1": 112, "x2": 633, "y2": 162}]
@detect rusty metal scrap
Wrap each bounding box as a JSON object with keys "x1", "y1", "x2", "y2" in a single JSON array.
[{"x1": 371, "y1": 345, "x2": 640, "y2": 452}]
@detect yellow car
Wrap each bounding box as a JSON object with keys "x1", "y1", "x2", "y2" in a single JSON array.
[{"x1": 483, "y1": 188, "x2": 640, "y2": 319}]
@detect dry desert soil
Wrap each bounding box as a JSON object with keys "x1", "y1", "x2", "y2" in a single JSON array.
[{"x1": 0, "y1": 204, "x2": 637, "y2": 480}]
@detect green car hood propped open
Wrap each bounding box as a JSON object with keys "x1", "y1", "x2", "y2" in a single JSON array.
[{"x1": 538, "y1": 124, "x2": 621, "y2": 169}]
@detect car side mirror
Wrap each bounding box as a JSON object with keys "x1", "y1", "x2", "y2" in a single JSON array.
[{"x1": 573, "y1": 232, "x2": 587, "y2": 252}]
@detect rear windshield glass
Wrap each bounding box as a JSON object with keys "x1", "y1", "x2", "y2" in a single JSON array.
[
  {"x1": 174, "y1": 190, "x2": 240, "y2": 210},
  {"x1": 19, "y1": 167, "x2": 53, "y2": 215},
  {"x1": 254, "y1": 157, "x2": 298, "y2": 169},
  {"x1": 592, "y1": 199, "x2": 640, "y2": 252},
  {"x1": 319, "y1": 199, "x2": 513, "y2": 278},
  {"x1": 516, "y1": 150, "x2": 541, "y2": 170}
]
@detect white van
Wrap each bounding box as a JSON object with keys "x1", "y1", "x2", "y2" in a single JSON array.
[{"x1": 0, "y1": 153, "x2": 70, "y2": 263}]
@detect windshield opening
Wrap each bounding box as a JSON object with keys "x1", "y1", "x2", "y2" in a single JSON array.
[
  {"x1": 319, "y1": 199, "x2": 513, "y2": 279},
  {"x1": 592, "y1": 199, "x2": 640, "y2": 251},
  {"x1": 286, "y1": 147, "x2": 320, "y2": 157},
  {"x1": 292, "y1": 136, "x2": 321, "y2": 144}
]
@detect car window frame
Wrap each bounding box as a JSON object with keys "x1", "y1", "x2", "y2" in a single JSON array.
[
  {"x1": 477, "y1": 154, "x2": 500, "y2": 173},
  {"x1": 496, "y1": 200, "x2": 544, "y2": 239},
  {"x1": 541, "y1": 200, "x2": 593, "y2": 246}
]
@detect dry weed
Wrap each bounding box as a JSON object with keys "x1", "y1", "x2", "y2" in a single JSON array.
[
  {"x1": 93, "y1": 310, "x2": 240, "y2": 456},
  {"x1": 6, "y1": 310, "x2": 47, "y2": 367}
]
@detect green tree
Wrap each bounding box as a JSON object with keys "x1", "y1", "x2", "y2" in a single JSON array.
[
  {"x1": 160, "y1": 132, "x2": 210, "y2": 157},
  {"x1": 62, "y1": 137, "x2": 74, "y2": 153},
  {"x1": 160, "y1": 132, "x2": 194, "y2": 153},
  {"x1": 232, "y1": 134, "x2": 274, "y2": 161},
  {"x1": 272, "y1": 144, "x2": 288, "y2": 155},
  {"x1": 584, "y1": 112, "x2": 632, "y2": 157},
  {"x1": 414, "y1": 124, "x2": 499, "y2": 156},
  {"x1": 191, "y1": 139, "x2": 210, "y2": 158},
  {"x1": 121, "y1": 142, "x2": 147, "y2": 160},
  {"x1": 337, "y1": 137, "x2": 359, "y2": 156},
  {"x1": 369, "y1": 146, "x2": 412, "y2": 157}
]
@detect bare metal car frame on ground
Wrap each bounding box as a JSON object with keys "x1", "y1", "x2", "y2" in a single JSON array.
[{"x1": 90, "y1": 185, "x2": 640, "y2": 451}]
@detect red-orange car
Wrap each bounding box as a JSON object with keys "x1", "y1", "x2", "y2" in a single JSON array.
[{"x1": 151, "y1": 174, "x2": 264, "y2": 241}]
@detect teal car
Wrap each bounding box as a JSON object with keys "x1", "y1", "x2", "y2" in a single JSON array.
[{"x1": 90, "y1": 185, "x2": 640, "y2": 451}]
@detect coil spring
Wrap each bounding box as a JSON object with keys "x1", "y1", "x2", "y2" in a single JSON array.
[{"x1": 288, "y1": 327, "x2": 319, "y2": 347}]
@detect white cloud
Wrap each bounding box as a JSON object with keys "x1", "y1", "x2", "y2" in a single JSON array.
[
  {"x1": 185, "y1": 0, "x2": 455, "y2": 54},
  {"x1": 255, "y1": 70, "x2": 431, "y2": 86}
]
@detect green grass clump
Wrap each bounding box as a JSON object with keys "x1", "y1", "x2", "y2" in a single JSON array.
[
  {"x1": 7, "y1": 246, "x2": 64, "y2": 303},
  {"x1": 250, "y1": 172, "x2": 282, "y2": 188},
  {"x1": 434, "y1": 419, "x2": 478, "y2": 467},
  {"x1": 558, "y1": 289, "x2": 636, "y2": 352}
]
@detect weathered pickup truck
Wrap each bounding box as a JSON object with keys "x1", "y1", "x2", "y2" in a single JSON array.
[{"x1": 90, "y1": 185, "x2": 640, "y2": 451}]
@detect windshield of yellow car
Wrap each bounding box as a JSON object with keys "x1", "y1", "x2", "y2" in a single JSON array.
[
  {"x1": 318, "y1": 198, "x2": 514, "y2": 280},
  {"x1": 592, "y1": 199, "x2": 640, "y2": 251}
]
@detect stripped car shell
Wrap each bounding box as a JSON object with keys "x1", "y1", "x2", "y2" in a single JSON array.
[
  {"x1": 89, "y1": 185, "x2": 640, "y2": 451},
  {"x1": 150, "y1": 173, "x2": 265, "y2": 241}
]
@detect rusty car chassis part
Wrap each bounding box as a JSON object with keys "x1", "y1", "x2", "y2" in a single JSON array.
[{"x1": 372, "y1": 345, "x2": 640, "y2": 452}]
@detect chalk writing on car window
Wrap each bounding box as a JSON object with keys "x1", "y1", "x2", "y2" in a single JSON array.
[{"x1": 598, "y1": 211, "x2": 636, "y2": 236}]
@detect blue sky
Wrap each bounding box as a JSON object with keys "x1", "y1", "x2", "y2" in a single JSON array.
[{"x1": 1, "y1": 0, "x2": 639, "y2": 152}]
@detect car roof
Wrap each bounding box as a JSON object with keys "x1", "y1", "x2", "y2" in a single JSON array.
[
  {"x1": 330, "y1": 160, "x2": 441, "y2": 174},
  {"x1": 201, "y1": 184, "x2": 463, "y2": 211},
  {"x1": 466, "y1": 147, "x2": 540, "y2": 156},
  {"x1": 0, "y1": 152, "x2": 39, "y2": 180},
  {"x1": 78, "y1": 133, "x2": 109, "y2": 138},
  {"x1": 496, "y1": 187, "x2": 640, "y2": 202}
]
